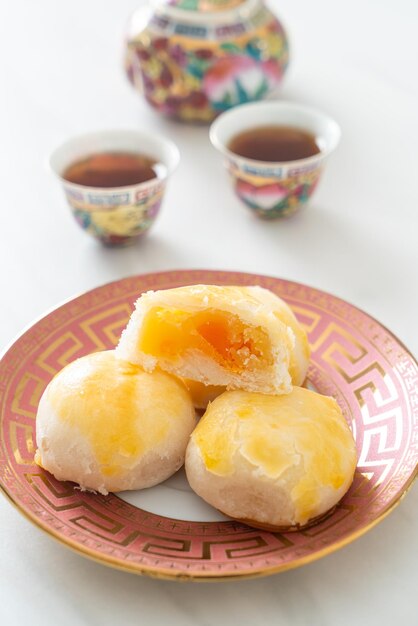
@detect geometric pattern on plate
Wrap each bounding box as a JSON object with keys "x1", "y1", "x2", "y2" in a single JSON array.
[{"x1": 0, "y1": 270, "x2": 417, "y2": 580}]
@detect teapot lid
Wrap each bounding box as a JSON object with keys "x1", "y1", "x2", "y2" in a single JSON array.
[
  {"x1": 166, "y1": 0, "x2": 248, "y2": 11},
  {"x1": 154, "y1": 0, "x2": 260, "y2": 23}
]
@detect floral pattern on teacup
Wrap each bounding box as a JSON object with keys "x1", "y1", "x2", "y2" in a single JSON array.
[
  {"x1": 231, "y1": 169, "x2": 322, "y2": 219},
  {"x1": 65, "y1": 184, "x2": 164, "y2": 245}
]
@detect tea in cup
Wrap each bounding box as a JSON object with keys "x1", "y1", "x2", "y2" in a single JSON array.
[
  {"x1": 49, "y1": 130, "x2": 180, "y2": 245},
  {"x1": 210, "y1": 101, "x2": 341, "y2": 219}
]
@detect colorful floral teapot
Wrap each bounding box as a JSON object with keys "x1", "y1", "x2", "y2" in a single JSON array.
[{"x1": 125, "y1": 0, "x2": 289, "y2": 122}]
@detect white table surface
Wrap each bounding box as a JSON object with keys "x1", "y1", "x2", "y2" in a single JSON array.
[{"x1": 1, "y1": 1, "x2": 417, "y2": 624}]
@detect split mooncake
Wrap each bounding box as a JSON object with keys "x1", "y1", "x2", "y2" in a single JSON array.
[{"x1": 116, "y1": 285, "x2": 310, "y2": 395}]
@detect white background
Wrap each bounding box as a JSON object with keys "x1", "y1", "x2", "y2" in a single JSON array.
[{"x1": 1, "y1": 1, "x2": 417, "y2": 624}]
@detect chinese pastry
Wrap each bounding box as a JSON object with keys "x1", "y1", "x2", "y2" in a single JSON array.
[
  {"x1": 116, "y1": 285, "x2": 310, "y2": 395},
  {"x1": 185, "y1": 387, "x2": 357, "y2": 530},
  {"x1": 182, "y1": 378, "x2": 225, "y2": 410},
  {"x1": 35, "y1": 350, "x2": 196, "y2": 495}
]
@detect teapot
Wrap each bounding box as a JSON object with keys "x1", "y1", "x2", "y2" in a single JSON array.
[{"x1": 125, "y1": 0, "x2": 289, "y2": 123}]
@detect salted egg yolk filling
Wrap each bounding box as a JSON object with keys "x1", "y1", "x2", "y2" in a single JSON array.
[{"x1": 139, "y1": 307, "x2": 273, "y2": 373}]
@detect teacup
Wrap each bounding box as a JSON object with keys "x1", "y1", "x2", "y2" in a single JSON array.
[
  {"x1": 49, "y1": 130, "x2": 180, "y2": 245},
  {"x1": 210, "y1": 101, "x2": 341, "y2": 219}
]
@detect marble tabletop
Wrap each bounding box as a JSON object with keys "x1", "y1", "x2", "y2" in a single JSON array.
[{"x1": 1, "y1": 0, "x2": 417, "y2": 624}]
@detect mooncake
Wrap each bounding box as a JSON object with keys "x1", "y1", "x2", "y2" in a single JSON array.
[
  {"x1": 116, "y1": 285, "x2": 310, "y2": 395},
  {"x1": 185, "y1": 388, "x2": 357, "y2": 530},
  {"x1": 35, "y1": 350, "x2": 195, "y2": 495},
  {"x1": 182, "y1": 378, "x2": 225, "y2": 410}
]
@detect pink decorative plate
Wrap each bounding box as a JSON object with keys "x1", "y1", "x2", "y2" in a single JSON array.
[{"x1": 1, "y1": 270, "x2": 417, "y2": 580}]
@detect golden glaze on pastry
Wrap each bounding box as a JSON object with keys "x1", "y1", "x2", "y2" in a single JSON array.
[
  {"x1": 35, "y1": 351, "x2": 195, "y2": 495},
  {"x1": 185, "y1": 388, "x2": 357, "y2": 529},
  {"x1": 116, "y1": 285, "x2": 310, "y2": 395}
]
